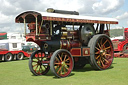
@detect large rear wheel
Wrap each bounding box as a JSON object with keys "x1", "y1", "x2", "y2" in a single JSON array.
[
  {"x1": 88, "y1": 34, "x2": 114, "y2": 70},
  {"x1": 50, "y1": 49, "x2": 74, "y2": 78},
  {"x1": 29, "y1": 50, "x2": 50, "y2": 76}
]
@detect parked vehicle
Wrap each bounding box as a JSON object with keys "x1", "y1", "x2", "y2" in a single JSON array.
[
  {"x1": 22, "y1": 45, "x2": 37, "y2": 52},
  {"x1": 0, "y1": 49, "x2": 30, "y2": 61},
  {"x1": 112, "y1": 28, "x2": 128, "y2": 57},
  {"x1": 15, "y1": 8, "x2": 118, "y2": 78},
  {"x1": 0, "y1": 33, "x2": 30, "y2": 61}
]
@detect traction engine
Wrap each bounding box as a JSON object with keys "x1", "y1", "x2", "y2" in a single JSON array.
[{"x1": 15, "y1": 8, "x2": 118, "y2": 78}]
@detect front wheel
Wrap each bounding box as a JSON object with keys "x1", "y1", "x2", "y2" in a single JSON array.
[
  {"x1": 29, "y1": 50, "x2": 50, "y2": 76},
  {"x1": 50, "y1": 49, "x2": 74, "y2": 78},
  {"x1": 88, "y1": 34, "x2": 114, "y2": 70}
]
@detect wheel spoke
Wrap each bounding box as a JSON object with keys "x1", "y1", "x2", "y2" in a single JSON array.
[
  {"x1": 34, "y1": 65, "x2": 39, "y2": 72},
  {"x1": 100, "y1": 38, "x2": 103, "y2": 47},
  {"x1": 40, "y1": 65, "x2": 43, "y2": 72},
  {"x1": 96, "y1": 55, "x2": 100, "y2": 60},
  {"x1": 33, "y1": 64, "x2": 38, "y2": 67},
  {"x1": 95, "y1": 47, "x2": 100, "y2": 51},
  {"x1": 63, "y1": 66, "x2": 66, "y2": 73},
  {"x1": 61, "y1": 53, "x2": 64, "y2": 58},
  {"x1": 57, "y1": 66, "x2": 62, "y2": 74},
  {"x1": 65, "y1": 63, "x2": 70, "y2": 65},
  {"x1": 95, "y1": 51, "x2": 100, "y2": 54},
  {"x1": 100, "y1": 59, "x2": 105, "y2": 67},
  {"x1": 97, "y1": 42, "x2": 102, "y2": 49},
  {"x1": 64, "y1": 66, "x2": 69, "y2": 71},
  {"x1": 32, "y1": 60, "x2": 38, "y2": 63},
  {"x1": 103, "y1": 58, "x2": 109, "y2": 64},
  {"x1": 103, "y1": 46, "x2": 111, "y2": 50},
  {"x1": 54, "y1": 63, "x2": 61, "y2": 65},
  {"x1": 60, "y1": 70, "x2": 63, "y2": 74},
  {"x1": 65, "y1": 58, "x2": 69, "y2": 61},
  {"x1": 64, "y1": 55, "x2": 67, "y2": 62},
  {"x1": 54, "y1": 66, "x2": 58, "y2": 70},
  {"x1": 38, "y1": 67, "x2": 41, "y2": 74},
  {"x1": 55, "y1": 57, "x2": 59, "y2": 62},
  {"x1": 102, "y1": 39, "x2": 108, "y2": 47},
  {"x1": 58, "y1": 54, "x2": 62, "y2": 62},
  {"x1": 105, "y1": 54, "x2": 111, "y2": 56},
  {"x1": 97, "y1": 59, "x2": 101, "y2": 67}
]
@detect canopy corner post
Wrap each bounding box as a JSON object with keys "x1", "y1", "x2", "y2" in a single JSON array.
[
  {"x1": 109, "y1": 24, "x2": 110, "y2": 31},
  {"x1": 23, "y1": 18, "x2": 26, "y2": 36},
  {"x1": 35, "y1": 16, "x2": 38, "y2": 35},
  {"x1": 50, "y1": 21, "x2": 52, "y2": 36}
]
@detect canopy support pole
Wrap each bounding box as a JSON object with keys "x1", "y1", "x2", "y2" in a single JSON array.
[
  {"x1": 50, "y1": 21, "x2": 52, "y2": 36},
  {"x1": 109, "y1": 24, "x2": 110, "y2": 31},
  {"x1": 36, "y1": 17, "x2": 38, "y2": 35},
  {"x1": 24, "y1": 18, "x2": 26, "y2": 36}
]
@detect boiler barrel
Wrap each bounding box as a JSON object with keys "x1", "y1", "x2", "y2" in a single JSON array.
[
  {"x1": 41, "y1": 40, "x2": 81, "y2": 52},
  {"x1": 60, "y1": 40, "x2": 81, "y2": 50}
]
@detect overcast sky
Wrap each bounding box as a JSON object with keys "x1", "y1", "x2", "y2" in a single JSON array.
[{"x1": 0, "y1": 0, "x2": 128, "y2": 33}]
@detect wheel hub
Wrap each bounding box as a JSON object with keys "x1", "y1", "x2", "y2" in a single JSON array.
[
  {"x1": 37, "y1": 60, "x2": 42, "y2": 65},
  {"x1": 61, "y1": 61, "x2": 67, "y2": 67},
  {"x1": 100, "y1": 49, "x2": 106, "y2": 56}
]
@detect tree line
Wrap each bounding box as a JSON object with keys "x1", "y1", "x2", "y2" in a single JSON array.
[{"x1": 110, "y1": 28, "x2": 124, "y2": 38}]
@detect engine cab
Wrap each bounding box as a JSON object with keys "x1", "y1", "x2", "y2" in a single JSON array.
[{"x1": 15, "y1": 8, "x2": 118, "y2": 54}]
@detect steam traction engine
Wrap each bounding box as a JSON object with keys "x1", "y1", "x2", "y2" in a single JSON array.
[{"x1": 15, "y1": 8, "x2": 118, "y2": 78}]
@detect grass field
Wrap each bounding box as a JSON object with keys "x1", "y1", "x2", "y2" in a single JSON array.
[{"x1": 0, "y1": 58, "x2": 128, "y2": 85}]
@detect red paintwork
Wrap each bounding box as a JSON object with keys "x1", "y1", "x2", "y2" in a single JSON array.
[
  {"x1": 124, "y1": 28, "x2": 128, "y2": 39},
  {"x1": 83, "y1": 48, "x2": 90, "y2": 56},
  {"x1": 70, "y1": 48, "x2": 81, "y2": 56},
  {"x1": 114, "y1": 53, "x2": 128, "y2": 58},
  {"x1": 60, "y1": 40, "x2": 81, "y2": 50},
  {"x1": 112, "y1": 28, "x2": 128, "y2": 58},
  {"x1": 42, "y1": 16, "x2": 118, "y2": 24},
  {"x1": 70, "y1": 47, "x2": 90, "y2": 57},
  {"x1": 112, "y1": 28, "x2": 128, "y2": 52}
]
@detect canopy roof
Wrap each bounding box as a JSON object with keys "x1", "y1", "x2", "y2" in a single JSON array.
[{"x1": 15, "y1": 11, "x2": 118, "y2": 24}]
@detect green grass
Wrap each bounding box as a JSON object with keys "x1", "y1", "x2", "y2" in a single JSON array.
[{"x1": 0, "y1": 58, "x2": 128, "y2": 85}]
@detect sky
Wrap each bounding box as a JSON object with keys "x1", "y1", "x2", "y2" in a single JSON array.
[{"x1": 0, "y1": 0, "x2": 128, "y2": 33}]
